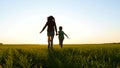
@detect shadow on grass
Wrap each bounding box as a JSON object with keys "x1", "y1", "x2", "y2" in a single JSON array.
[{"x1": 46, "y1": 49, "x2": 63, "y2": 68}]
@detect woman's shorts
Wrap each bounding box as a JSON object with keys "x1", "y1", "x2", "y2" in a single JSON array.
[{"x1": 47, "y1": 32, "x2": 54, "y2": 36}]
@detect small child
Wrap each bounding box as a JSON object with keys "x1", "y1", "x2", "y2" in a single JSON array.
[{"x1": 58, "y1": 26, "x2": 69, "y2": 48}]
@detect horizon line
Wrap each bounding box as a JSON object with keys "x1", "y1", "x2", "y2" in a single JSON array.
[{"x1": 1, "y1": 43, "x2": 120, "y2": 45}]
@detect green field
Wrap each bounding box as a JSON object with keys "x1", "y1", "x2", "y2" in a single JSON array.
[{"x1": 0, "y1": 44, "x2": 120, "y2": 68}]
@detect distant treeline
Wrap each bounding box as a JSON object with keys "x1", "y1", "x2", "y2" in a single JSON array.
[
  {"x1": 0, "y1": 43, "x2": 3, "y2": 45},
  {"x1": 104, "y1": 42, "x2": 120, "y2": 44},
  {"x1": 112, "y1": 43, "x2": 120, "y2": 44}
]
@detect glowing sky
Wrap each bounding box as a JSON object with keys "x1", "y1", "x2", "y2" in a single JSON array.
[{"x1": 0, "y1": 0, "x2": 120, "y2": 44}]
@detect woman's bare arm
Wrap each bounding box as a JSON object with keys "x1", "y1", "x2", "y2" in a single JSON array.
[
  {"x1": 54, "y1": 23, "x2": 57, "y2": 35},
  {"x1": 40, "y1": 22, "x2": 47, "y2": 33}
]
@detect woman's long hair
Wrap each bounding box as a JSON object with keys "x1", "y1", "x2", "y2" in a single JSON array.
[{"x1": 47, "y1": 16, "x2": 55, "y2": 23}]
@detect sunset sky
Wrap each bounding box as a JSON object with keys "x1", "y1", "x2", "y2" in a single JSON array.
[{"x1": 0, "y1": 0, "x2": 120, "y2": 44}]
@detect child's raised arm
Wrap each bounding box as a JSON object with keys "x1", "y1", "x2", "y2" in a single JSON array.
[{"x1": 64, "y1": 33, "x2": 69, "y2": 39}]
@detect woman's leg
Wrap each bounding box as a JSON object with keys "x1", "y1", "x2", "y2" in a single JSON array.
[
  {"x1": 47, "y1": 31, "x2": 54, "y2": 48},
  {"x1": 51, "y1": 36, "x2": 54, "y2": 48},
  {"x1": 48, "y1": 36, "x2": 50, "y2": 48}
]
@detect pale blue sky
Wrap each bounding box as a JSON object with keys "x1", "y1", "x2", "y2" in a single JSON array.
[{"x1": 0, "y1": 0, "x2": 120, "y2": 44}]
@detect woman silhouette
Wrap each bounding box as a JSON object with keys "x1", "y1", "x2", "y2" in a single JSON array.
[{"x1": 40, "y1": 16, "x2": 57, "y2": 48}]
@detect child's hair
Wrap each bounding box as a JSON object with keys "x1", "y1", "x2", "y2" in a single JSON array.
[{"x1": 59, "y1": 26, "x2": 62, "y2": 31}]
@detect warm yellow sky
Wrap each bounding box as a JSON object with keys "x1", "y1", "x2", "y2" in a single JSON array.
[{"x1": 0, "y1": 0, "x2": 120, "y2": 44}]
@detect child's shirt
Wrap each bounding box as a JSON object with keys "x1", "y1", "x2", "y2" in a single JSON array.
[{"x1": 58, "y1": 30, "x2": 64, "y2": 39}]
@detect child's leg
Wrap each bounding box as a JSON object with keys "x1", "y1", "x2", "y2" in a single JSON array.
[
  {"x1": 61, "y1": 39, "x2": 64, "y2": 48},
  {"x1": 59, "y1": 39, "x2": 64, "y2": 48},
  {"x1": 59, "y1": 39, "x2": 60, "y2": 45},
  {"x1": 59, "y1": 39, "x2": 61, "y2": 47}
]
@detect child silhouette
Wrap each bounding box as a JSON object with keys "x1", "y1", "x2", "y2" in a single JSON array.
[{"x1": 58, "y1": 26, "x2": 69, "y2": 48}]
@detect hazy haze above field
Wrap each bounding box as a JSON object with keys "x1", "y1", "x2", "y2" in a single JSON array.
[{"x1": 0, "y1": 0, "x2": 120, "y2": 44}]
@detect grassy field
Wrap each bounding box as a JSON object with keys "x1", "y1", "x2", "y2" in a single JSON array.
[{"x1": 0, "y1": 44, "x2": 120, "y2": 68}]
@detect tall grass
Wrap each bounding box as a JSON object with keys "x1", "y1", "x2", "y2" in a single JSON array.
[{"x1": 0, "y1": 44, "x2": 120, "y2": 68}]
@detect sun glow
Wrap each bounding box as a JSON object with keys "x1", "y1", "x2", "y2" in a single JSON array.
[{"x1": 0, "y1": 0, "x2": 120, "y2": 44}]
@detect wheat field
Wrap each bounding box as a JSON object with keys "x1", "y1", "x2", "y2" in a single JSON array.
[{"x1": 0, "y1": 44, "x2": 120, "y2": 68}]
